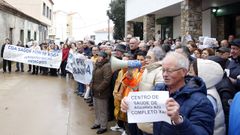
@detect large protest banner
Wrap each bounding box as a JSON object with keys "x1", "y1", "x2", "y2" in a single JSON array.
[
  {"x1": 66, "y1": 52, "x2": 93, "y2": 84},
  {"x1": 127, "y1": 91, "x2": 171, "y2": 124},
  {"x1": 3, "y1": 45, "x2": 62, "y2": 68}
]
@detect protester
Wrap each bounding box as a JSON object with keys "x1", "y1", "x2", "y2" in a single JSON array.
[
  {"x1": 112, "y1": 56, "x2": 129, "y2": 134},
  {"x1": 122, "y1": 51, "x2": 146, "y2": 135},
  {"x1": 226, "y1": 39, "x2": 240, "y2": 91},
  {"x1": 41, "y1": 43, "x2": 49, "y2": 75},
  {"x1": 91, "y1": 46, "x2": 99, "y2": 63},
  {"x1": 121, "y1": 52, "x2": 215, "y2": 135},
  {"x1": 208, "y1": 55, "x2": 236, "y2": 133},
  {"x1": 110, "y1": 44, "x2": 127, "y2": 124},
  {"x1": 220, "y1": 40, "x2": 229, "y2": 48},
  {"x1": 193, "y1": 48, "x2": 202, "y2": 58},
  {"x1": 215, "y1": 47, "x2": 231, "y2": 60},
  {"x1": 1, "y1": 38, "x2": 12, "y2": 73},
  {"x1": 76, "y1": 42, "x2": 86, "y2": 97},
  {"x1": 60, "y1": 43, "x2": 70, "y2": 77},
  {"x1": 188, "y1": 59, "x2": 226, "y2": 135},
  {"x1": 91, "y1": 51, "x2": 112, "y2": 134},
  {"x1": 186, "y1": 41, "x2": 198, "y2": 57},
  {"x1": 15, "y1": 40, "x2": 24, "y2": 72},
  {"x1": 31, "y1": 41, "x2": 41, "y2": 75},
  {"x1": 201, "y1": 48, "x2": 215, "y2": 59},
  {"x1": 128, "y1": 37, "x2": 140, "y2": 59},
  {"x1": 137, "y1": 49, "x2": 164, "y2": 135}
]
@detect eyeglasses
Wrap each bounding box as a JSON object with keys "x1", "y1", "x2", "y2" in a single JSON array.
[{"x1": 162, "y1": 67, "x2": 183, "y2": 74}]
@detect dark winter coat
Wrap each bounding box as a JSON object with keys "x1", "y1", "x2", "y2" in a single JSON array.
[
  {"x1": 215, "y1": 73, "x2": 236, "y2": 131},
  {"x1": 92, "y1": 59, "x2": 112, "y2": 99},
  {"x1": 1, "y1": 44, "x2": 6, "y2": 58},
  {"x1": 153, "y1": 76, "x2": 215, "y2": 135},
  {"x1": 226, "y1": 57, "x2": 240, "y2": 90}
]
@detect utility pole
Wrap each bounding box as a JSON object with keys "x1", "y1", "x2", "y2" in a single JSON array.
[{"x1": 108, "y1": 19, "x2": 110, "y2": 41}]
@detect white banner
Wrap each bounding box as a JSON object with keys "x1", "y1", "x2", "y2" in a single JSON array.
[
  {"x1": 65, "y1": 51, "x2": 74, "y2": 73},
  {"x1": 66, "y1": 52, "x2": 93, "y2": 85},
  {"x1": 3, "y1": 45, "x2": 62, "y2": 68},
  {"x1": 127, "y1": 91, "x2": 171, "y2": 124}
]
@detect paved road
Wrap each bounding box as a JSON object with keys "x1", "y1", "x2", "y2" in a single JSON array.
[{"x1": 0, "y1": 66, "x2": 121, "y2": 135}]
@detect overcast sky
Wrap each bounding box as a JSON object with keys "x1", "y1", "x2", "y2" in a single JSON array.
[{"x1": 53, "y1": 0, "x2": 112, "y2": 35}]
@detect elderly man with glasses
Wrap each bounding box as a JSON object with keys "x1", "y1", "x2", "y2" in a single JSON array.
[{"x1": 121, "y1": 52, "x2": 215, "y2": 135}]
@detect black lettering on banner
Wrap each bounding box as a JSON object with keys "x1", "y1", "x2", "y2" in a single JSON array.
[
  {"x1": 151, "y1": 101, "x2": 158, "y2": 105},
  {"x1": 131, "y1": 110, "x2": 158, "y2": 115},
  {"x1": 130, "y1": 95, "x2": 151, "y2": 100},
  {"x1": 152, "y1": 95, "x2": 159, "y2": 99}
]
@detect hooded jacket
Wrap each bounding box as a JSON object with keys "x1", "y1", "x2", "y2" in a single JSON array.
[
  {"x1": 197, "y1": 59, "x2": 226, "y2": 135},
  {"x1": 153, "y1": 76, "x2": 215, "y2": 135}
]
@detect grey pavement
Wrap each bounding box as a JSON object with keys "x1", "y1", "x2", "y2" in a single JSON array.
[{"x1": 0, "y1": 65, "x2": 121, "y2": 135}]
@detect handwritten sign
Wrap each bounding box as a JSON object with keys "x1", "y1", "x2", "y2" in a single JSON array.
[{"x1": 127, "y1": 91, "x2": 171, "y2": 124}]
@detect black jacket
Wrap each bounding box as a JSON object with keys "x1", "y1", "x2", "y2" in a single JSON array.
[{"x1": 1, "y1": 44, "x2": 6, "y2": 58}]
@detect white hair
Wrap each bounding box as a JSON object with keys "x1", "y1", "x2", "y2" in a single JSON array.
[
  {"x1": 163, "y1": 51, "x2": 189, "y2": 70},
  {"x1": 151, "y1": 46, "x2": 165, "y2": 61}
]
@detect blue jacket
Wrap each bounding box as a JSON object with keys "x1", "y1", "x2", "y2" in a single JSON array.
[
  {"x1": 229, "y1": 92, "x2": 240, "y2": 135},
  {"x1": 153, "y1": 76, "x2": 215, "y2": 135}
]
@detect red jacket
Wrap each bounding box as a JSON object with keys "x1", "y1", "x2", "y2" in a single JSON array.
[{"x1": 62, "y1": 48, "x2": 70, "y2": 61}]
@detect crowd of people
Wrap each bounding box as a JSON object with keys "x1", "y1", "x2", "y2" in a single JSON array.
[{"x1": 1, "y1": 33, "x2": 240, "y2": 135}]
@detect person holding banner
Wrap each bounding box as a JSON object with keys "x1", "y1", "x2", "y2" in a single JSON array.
[
  {"x1": 30, "y1": 41, "x2": 41, "y2": 75},
  {"x1": 15, "y1": 41, "x2": 25, "y2": 72},
  {"x1": 119, "y1": 51, "x2": 146, "y2": 135},
  {"x1": 60, "y1": 43, "x2": 70, "y2": 77},
  {"x1": 121, "y1": 52, "x2": 215, "y2": 135},
  {"x1": 41, "y1": 43, "x2": 49, "y2": 75},
  {"x1": 48, "y1": 43, "x2": 59, "y2": 76},
  {"x1": 91, "y1": 51, "x2": 112, "y2": 134},
  {"x1": 1, "y1": 38, "x2": 12, "y2": 73}
]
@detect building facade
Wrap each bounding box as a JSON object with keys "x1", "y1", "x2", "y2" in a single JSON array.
[
  {"x1": 94, "y1": 27, "x2": 113, "y2": 44},
  {"x1": 125, "y1": 0, "x2": 240, "y2": 41},
  {"x1": 0, "y1": 0, "x2": 52, "y2": 64},
  {"x1": 49, "y1": 10, "x2": 68, "y2": 42},
  {"x1": 5, "y1": 0, "x2": 53, "y2": 43}
]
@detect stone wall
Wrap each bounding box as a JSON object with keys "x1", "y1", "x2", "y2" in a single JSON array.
[
  {"x1": 126, "y1": 21, "x2": 134, "y2": 37},
  {"x1": 0, "y1": 10, "x2": 45, "y2": 64},
  {"x1": 143, "y1": 14, "x2": 155, "y2": 41},
  {"x1": 217, "y1": 16, "x2": 225, "y2": 41},
  {"x1": 181, "y1": 0, "x2": 202, "y2": 40}
]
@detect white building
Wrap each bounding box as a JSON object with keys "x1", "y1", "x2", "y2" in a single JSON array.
[
  {"x1": 94, "y1": 27, "x2": 113, "y2": 44},
  {"x1": 125, "y1": 0, "x2": 240, "y2": 41},
  {"x1": 5, "y1": 0, "x2": 53, "y2": 43},
  {"x1": 49, "y1": 10, "x2": 68, "y2": 42},
  {"x1": 0, "y1": 0, "x2": 53, "y2": 64}
]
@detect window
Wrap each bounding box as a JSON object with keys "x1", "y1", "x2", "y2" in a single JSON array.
[
  {"x1": 9, "y1": 28, "x2": 13, "y2": 42},
  {"x1": 20, "y1": 30, "x2": 24, "y2": 43},
  {"x1": 47, "y1": 6, "x2": 49, "y2": 18},
  {"x1": 49, "y1": 9, "x2": 52, "y2": 19},
  {"x1": 34, "y1": 31, "x2": 37, "y2": 40},
  {"x1": 43, "y1": 3, "x2": 46, "y2": 16},
  {"x1": 28, "y1": 30, "x2": 31, "y2": 41}
]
